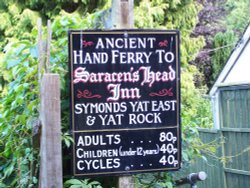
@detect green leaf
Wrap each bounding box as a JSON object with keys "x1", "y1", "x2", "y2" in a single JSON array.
[
  {"x1": 0, "y1": 182, "x2": 8, "y2": 188},
  {"x1": 6, "y1": 59, "x2": 21, "y2": 69},
  {"x1": 4, "y1": 162, "x2": 15, "y2": 178},
  {"x1": 64, "y1": 139, "x2": 71, "y2": 148},
  {"x1": 65, "y1": 179, "x2": 83, "y2": 185},
  {"x1": 166, "y1": 182, "x2": 173, "y2": 188},
  {"x1": 27, "y1": 101, "x2": 36, "y2": 111},
  {"x1": 182, "y1": 151, "x2": 189, "y2": 161},
  {"x1": 201, "y1": 155, "x2": 207, "y2": 162},
  {"x1": 70, "y1": 185, "x2": 82, "y2": 188},
  {"x1": 89, "y1": 181, "x2": 101, "y2": 185}
]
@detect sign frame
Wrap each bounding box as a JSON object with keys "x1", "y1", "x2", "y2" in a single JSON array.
[{"x1": 68, "y1": 29, "x2": 181, "y2": 176}]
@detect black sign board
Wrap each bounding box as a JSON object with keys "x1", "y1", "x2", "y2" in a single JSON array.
[{"x1": 69, "y1": 30, "x2": 181, "y2": 176}]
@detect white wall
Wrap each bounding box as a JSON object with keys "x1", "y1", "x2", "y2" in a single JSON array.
[{"x1": 224, "y1": 40, "x2": 250, "y2": 83}]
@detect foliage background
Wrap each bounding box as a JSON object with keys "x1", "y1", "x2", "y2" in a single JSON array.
[
  {"x1": 192, "y1": 0, "x2": 250, "y2": 87},
  {"x1": 0, "y1": 0, "x2": 248, "y2": 187}
]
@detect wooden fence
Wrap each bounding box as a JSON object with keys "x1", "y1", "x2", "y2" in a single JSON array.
[
  {"x1": 219, "y1": 86, "x2": 250, "y2": 188},
  {"x1": 181, "y1": 85, "x2": 250, "y2": 188}
]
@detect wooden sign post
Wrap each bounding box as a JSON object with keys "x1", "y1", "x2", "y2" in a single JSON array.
[
  {"x1": 112, "y1": 1, "x2": 135, "y2": 187},
  {"x1": 40, "y1": 74, "x2": 62, "y2": 188},
  {"x1": 111, "y1": 0, "x2": 134, "y2": 29},
  {"x1": 38, "y1": 19, "x2": 63, "y2": 188}
]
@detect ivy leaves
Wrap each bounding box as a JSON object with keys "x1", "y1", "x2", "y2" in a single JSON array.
[
  {"x1": 0, "y1": 40, "x2": 39, "y2": 187},
  {"x1": 0, "y1": 8, "x2": 102, "y2": 187},
  {"x1": 64, "y1": 179, "x2": 102, "y2": 188}
]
